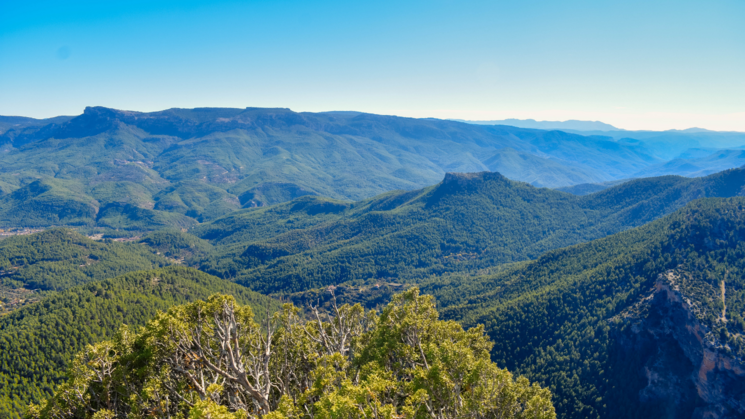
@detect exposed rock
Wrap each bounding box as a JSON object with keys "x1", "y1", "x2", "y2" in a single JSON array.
[{"x1": 613, "y1": 270, "x2": 745, "y2": 418}]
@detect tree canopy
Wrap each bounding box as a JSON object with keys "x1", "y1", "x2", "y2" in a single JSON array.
[
  {"x1": 0, "y1": 266, "x2": 277, "y2": 419},
  {"x1": 30, "y1": 289, "x2": 554, "y2": 419}
]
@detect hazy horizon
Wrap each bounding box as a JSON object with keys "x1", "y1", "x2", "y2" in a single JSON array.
[
  {"x1": 2, "y1": 0, "x2": 743, "y2": 131},
  {"x1": 3, "y1": 105, "x2": 745, "y2": 134}
]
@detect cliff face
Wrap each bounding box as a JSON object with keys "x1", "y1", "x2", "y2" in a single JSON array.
[{"x1": 614, "y1": 271, "x2": 745, "y2": 419}]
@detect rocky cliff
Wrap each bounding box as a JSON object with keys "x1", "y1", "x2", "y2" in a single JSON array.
[{"x1": 614, "y1": 270, "x2": 745, "y2": 418}]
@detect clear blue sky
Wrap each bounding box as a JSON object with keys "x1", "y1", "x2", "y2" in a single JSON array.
[{"x1": 1, "y1": 0, "x2": 743, "y2": 130}]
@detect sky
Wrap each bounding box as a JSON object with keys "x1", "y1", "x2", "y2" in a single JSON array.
[{"x1": 1, "y1": 0, "x2": 743, "y2": 131}]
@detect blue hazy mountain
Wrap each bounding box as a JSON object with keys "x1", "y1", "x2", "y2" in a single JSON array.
[
  {"x1": 459, "y1": 117, "x2": 745, "y2": 163},
  {"x1": 577, "y1": 129, "x2": 745, "y2": 160},
  {"x1": 0, "y1": 115, "x2": 74, "y2": 137},
  {"x1": 453, "y1": 118, "x2": 619, "y2": 131},
  {"x1": 633, "y1": 149, "x2": 745, "y2": 178}
]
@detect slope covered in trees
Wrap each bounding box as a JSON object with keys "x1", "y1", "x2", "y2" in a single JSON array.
[
  {"x1": 554, "y1": 179, "x2": 631, "y2": 195},
  {"x1": 2, "y1": 166, "x2": 745, "y2": 418},
  {"x1": 0, "y1": 266, "x2": 277, "y2": 418},
  {"x1": 193, "y1": 168, "x2": 745, "y2": 294},
  {"x1": 0, "y1": 228, "x2": 172, "y2": 315},
  {"x1": 420, "y1": 198, "x2": 745, "y2": 419},
  {"x1": 138, "y1": 228, "x2": 213, "y2": 260},
  {"x1": 0, "y1": 229, "x2": 169, "y2": 293},
  {"x1": 31, "y1": 289, "x2": 555, "y2": 419}
]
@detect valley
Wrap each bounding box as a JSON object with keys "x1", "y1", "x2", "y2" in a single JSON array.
[
  {"x1": 5, "y1": 0, "x2": 743, "y2": 417},
  {"x1": 1, "y1": 109, "x2": 745, "y2": 419}
]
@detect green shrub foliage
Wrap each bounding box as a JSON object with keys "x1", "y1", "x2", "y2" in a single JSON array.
[
  {"x1": 31, "y1": 289, "x2": 555, "y2": 419},
  {"x1": 0, "y1": 266, "x2": 276, "y2": 419}
]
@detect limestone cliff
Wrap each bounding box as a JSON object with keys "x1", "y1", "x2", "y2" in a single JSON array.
[{"x1": 613, "y1": 270, "x2": 745, "y2": 418}]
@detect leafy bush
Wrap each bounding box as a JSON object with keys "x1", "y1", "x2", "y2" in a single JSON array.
[{"x1": 31, "y1": 289, "x2": 554, "y2": 419}]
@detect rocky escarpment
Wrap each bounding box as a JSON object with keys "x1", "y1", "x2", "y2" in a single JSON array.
[{"x1": 613, "y1": 270, "x2": 745, "y2": 419}]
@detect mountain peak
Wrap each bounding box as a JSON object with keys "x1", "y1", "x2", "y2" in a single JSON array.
[
  {"x1": 431, "y1": 172, "x2": 511, "y2": 199},
  {"x1": 421, "y1": 172, "x2": 513, "y2": 207},
  {"x1": 53, "y1": 106, "x2": 127, "y2": 139},
  {"x1": 83, "y1": 106, "x2": 117, "y2": 114}
]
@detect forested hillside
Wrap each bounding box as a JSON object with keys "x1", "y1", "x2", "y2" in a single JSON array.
[
  {"x1": 421, "y1": 198, "x2": 745, "y2": 419},
  {"x1": 0, "y1": 266, "x2": 277, "y2": 418},
  {"x1": 0, "y1": 229, "x2": 168, "y2": 291},
  {"x1": 193, "y1": 168, "x2": 745, "y2": 294},
  {"x1": 0, "y1": 229, "x2": 170, "y2": 314},
  {"x1": 4, "y1": 0, "x2": 744, "y2": 417},
  {"x1": 555, "y1": 179, "x2": 631, "y2": 195},
  {"x1": 138, "y1": 228, "x2": 213, "y2": 259},
  {"x1": 1, "y1": 166, "x2": 744, "y2": 418}
]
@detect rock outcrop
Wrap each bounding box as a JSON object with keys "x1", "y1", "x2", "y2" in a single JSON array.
[{"x1": 614, "y1": 270, "x2": 745, "y2": 418}]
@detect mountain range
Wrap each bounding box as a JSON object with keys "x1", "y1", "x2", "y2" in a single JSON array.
[
  {"x1": 2, "y1": 107, "x2": 745, "y2": 419},
  {"x1": 1, "y1": 107, "x2": 743, "y2": 233}
]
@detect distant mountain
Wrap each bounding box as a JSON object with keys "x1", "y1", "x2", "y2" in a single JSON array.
[
  {"x1": 458, "y1": 119, "x2": 745, "y2": 162},
  {"x1": 0, "y1": 106, "x2": 661, "y2": 231},
  {"x1": 576, "y1": 130, "x2": 745, "y2": 160},
  {"x1": 457, "y1": 117, "x2": 745, "y2": 166},
  {"x1": 482, "y1": 147, "x2": 600, "y2": 187},
  {"x1": 633, "y1": 149, "x2": 745, "y2": 178},
  {"x1": 0, "y1": 115, "x2": 73, "y2": 136},
  {"x1": 454, "y1": 118, "x2": 619, "y2": 131},
  {"x1": 4, "y1": 106, "x2": 744, "y2": 233}
]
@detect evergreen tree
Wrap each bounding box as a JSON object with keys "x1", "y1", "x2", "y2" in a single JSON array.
[{"x1": 30, "y1": 289, "x2": 554, "y2": 419}]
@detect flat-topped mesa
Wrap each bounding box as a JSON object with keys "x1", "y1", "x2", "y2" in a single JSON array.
[
  {"x1": 70, "y1": 106, "x2": 318, "y2": 138},
  {"x1": 438, "y1": 171, "x2": 511, "y2": 192},
  {"x1": 422, "y1": 171, "x2": 515, "y2": 206},
  {"x1": 51, "y1": 106, "x2": 128, "y2": 139}
]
